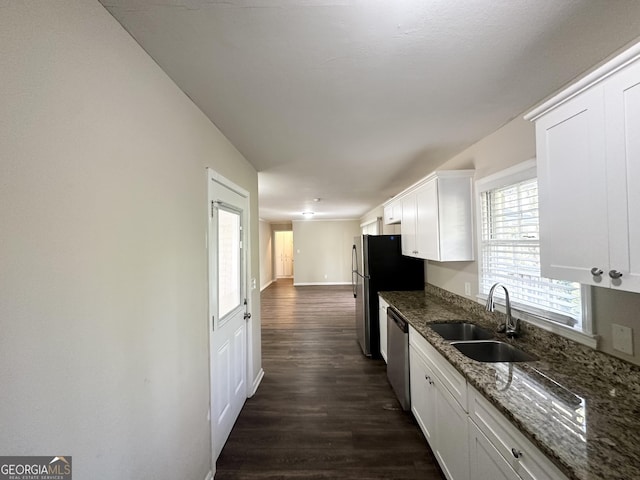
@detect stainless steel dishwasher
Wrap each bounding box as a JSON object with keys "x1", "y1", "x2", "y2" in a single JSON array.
[{"x1": 386, "y1": 306, "x2": 410, "y2": 411}]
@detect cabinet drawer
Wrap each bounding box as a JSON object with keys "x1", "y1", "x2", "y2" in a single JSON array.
[
  {"x1": 468, "y1": 386, "x2": 568, "y2": 480},
  {"x1": 409, "y1": 326, "x2": 468, "y2": 411}
]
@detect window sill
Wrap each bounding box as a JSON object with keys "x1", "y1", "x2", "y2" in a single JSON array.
[{"x1": 475, "y1": 295, "x2": 599, "y2": 349}]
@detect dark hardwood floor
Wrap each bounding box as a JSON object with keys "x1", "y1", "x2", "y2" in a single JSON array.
[{"x1": 215, "y1": 278, "x2": 445, "y2": 479}]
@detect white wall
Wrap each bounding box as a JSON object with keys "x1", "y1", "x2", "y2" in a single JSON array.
[
  {"x1": 0, "y1": 1, "x2": 260, "y2": 478},
  {"x1": 259, "y1": 219, "x2": 273, "y2": 290},
  {"x1": 292, "y1": 220, "x2": 360, "y2": 285}
]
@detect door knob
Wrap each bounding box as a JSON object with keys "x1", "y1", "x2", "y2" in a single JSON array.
[{"x1": 590, "y1": 267, "x2": 603, "y2": 277}]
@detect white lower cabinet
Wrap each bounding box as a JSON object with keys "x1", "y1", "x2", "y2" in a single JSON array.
[
  {"x1": 409, "y1": 328, "x2": 469, "y2": 480},
  {"x1": 469, "y1": 420, "x2": 519, "y2": 480},
  {"x1": 408, "y1": 328, "x2": 569, "y2": 480},
  {"x1": 409, "y1": 344, "x2": 437, "y2": 444},
  {"x1": 468, "y1": 387, "x2": 569, "y2": 480},
  {"x1": 378, "y1": 296, "x2": 389, "y2": 363},
  {"x1": 433, "y1": 374, "x2": 469, "y2": 480}
]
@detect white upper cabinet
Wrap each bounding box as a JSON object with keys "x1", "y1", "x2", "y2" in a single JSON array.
[
  {"x1": 394, "y1": 170, "x2": 474, "y2": 262},
  {"x1": 383, "y1": 200, "x2": 401, "y2": 225},
  {"x1": 526, "y1": 43, "x2": 640, "y2": 292},
  {"x1": 604, "y1": 60, "x2": 640, "y2": 292},
  {"x1": 532, "y1": 86, "x2": 609, "y2": 286},
  {"x1": 400, "y1": 192, "x2": 418, "y2": 256}
]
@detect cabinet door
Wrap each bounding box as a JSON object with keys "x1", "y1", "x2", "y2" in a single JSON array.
[
  {"x1": 535, "y1": 87, "x2": 609, "y2": 286},
  {"x1": 401, "y1": 192, "x2": 417, "y2": 256},
  {"x1": 469, "y1": 420, "x2": 520, "y2": 480},
  {"x1": 416, "y1": 179, "x2": 440, "y2": 260},
  {"x1": 434, "y1": 374, "x2": 469, "y2": 480},
  {"x1": 409, "y1": 344, "x2": 437, "y2": 445},
  {"x1": 384, "y1": 201, "x2": 401, "y2": 225},
  {"x1": 410, "y1": 326, "x2": 468, "y2": 411},
  {"x1": 605, "y1": 61, "x2": 640, "y2": 292}
]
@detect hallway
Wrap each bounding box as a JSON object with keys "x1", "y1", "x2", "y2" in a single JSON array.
[{"x1": 215, "y1": 279, "x2": 444, "y2": 479}]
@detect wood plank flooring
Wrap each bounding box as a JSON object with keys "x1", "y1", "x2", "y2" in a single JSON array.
[{"x1": 215, "y1": 279, "x2": 445, "y2": 479}]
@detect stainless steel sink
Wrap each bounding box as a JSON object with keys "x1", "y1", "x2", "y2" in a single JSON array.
[
  {"x1": 451, "y1": 340, "x2": 538, "y2": 363},
  {"x1": 429, "y1": 322, "x2": 494, "y2": 341}
]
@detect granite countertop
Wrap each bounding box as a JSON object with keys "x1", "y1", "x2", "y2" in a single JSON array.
[{"x1": 380, "y1": 288, "x2": 640, "y2": 480}]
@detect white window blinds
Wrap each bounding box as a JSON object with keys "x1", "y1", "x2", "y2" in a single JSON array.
[{"x1": 480, "y1": 177, "x2": 582, "y2": 327}]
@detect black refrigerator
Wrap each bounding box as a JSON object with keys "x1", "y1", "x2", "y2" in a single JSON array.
[{"x1": 352, "y1": 235, "x2": 425, "y2": 357}]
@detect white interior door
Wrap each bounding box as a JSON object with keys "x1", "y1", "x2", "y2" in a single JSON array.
[
  {"x1": 208, "y1": 171, "x2": 249, "y2": 464},
  {"x1": 283, "y1": 231, "x2": 293, "y2": 276},
  {"x1": 274, "y1": 231, "x2": 293, "y2": 278}
]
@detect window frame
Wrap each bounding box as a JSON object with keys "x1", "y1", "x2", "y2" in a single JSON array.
[{"x1": 475, "y1": 160, "x2": 597, "y2": 348}]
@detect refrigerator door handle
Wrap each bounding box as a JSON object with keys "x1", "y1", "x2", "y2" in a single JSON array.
[
  {"x1": 351, "y1": 244, "x2": 358, "y2": 273},
  {"x1": 352, "y1": 244, "x2": 356, "y2": 296}
]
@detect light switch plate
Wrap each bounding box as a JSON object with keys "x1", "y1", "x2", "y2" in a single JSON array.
[{"x1": 612, "y1": 323, "x2": 634, "y2": 355}]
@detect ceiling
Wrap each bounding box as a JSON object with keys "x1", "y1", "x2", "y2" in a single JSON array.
[{"x1": 100, "y1": 0, "x2": 640, "y2": 222}]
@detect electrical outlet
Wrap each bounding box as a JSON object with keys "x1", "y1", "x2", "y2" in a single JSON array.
[
  {"x1": 612, "y1": 323, "x2": 634, "y2": 355},
  {"x1": 464, "y1": 282, "x2": 471, "y2": 296}
]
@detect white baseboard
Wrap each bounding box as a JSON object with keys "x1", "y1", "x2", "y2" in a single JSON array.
[
  {"x1": 249, "y1": 368, "x2": 264, "y2": 397},
  {"x1": 293, "y1": 281, "x2": 352, "y2": 286},
  {"x1": 260, "y1": 280, "x2": 274, "y2": 292},
  {"x1": 204, "y1": 470, "x2": 213, "y2": 480}
]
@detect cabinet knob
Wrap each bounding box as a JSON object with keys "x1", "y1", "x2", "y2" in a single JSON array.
[
  {"x1": 590, "y1": 267, "x2": 603, "y2": 277},
  {"x1": 511, "y1": 448, "x2": 522, "y2": 459},
  {"x1": 609, "y1": 270, "x2": 623, "y2": 279}
]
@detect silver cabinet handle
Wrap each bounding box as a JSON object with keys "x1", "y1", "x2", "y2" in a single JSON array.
[
  {"x1": 609, "y1": 270, "x2": 623, "y2": 279},
  {"x1": 424, "y1": 375, "x2": 434, "y2": 385},
  {"x1": 591, "y1": 267, "x2": 603, "y2": 276},
  {"x1": 511, "y1": 448, "x2": 522, "y2": 459}
]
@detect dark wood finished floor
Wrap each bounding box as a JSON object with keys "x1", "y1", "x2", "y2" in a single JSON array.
[{"x1": 215, "y1": 278, "x2": 445, "y2": 479}]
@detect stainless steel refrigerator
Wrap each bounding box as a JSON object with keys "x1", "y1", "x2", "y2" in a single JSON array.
[{"x1": 352, "y1": 235, "x2": 425, "y2": 357}]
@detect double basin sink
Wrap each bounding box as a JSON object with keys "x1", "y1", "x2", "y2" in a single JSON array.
[{"x1": 429, "y1": 322, "x2": 537, "y2": 363}]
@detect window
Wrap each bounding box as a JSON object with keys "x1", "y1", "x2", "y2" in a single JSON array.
[
  {"x1": 477, "y1": 161, "x2": 590, "y2": 336},
  {"x1": 218, "y1": 207, "x2": 242, "y2": 320}
]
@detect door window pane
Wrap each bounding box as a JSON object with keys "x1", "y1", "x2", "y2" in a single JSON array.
[{"x1": 218, "y1": 208, "x2": 241, "y2": 319}]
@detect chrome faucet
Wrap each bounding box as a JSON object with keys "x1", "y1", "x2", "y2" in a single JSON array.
[{"x1": 485, "y1": 283, "x2": 520, "y2": 338}]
